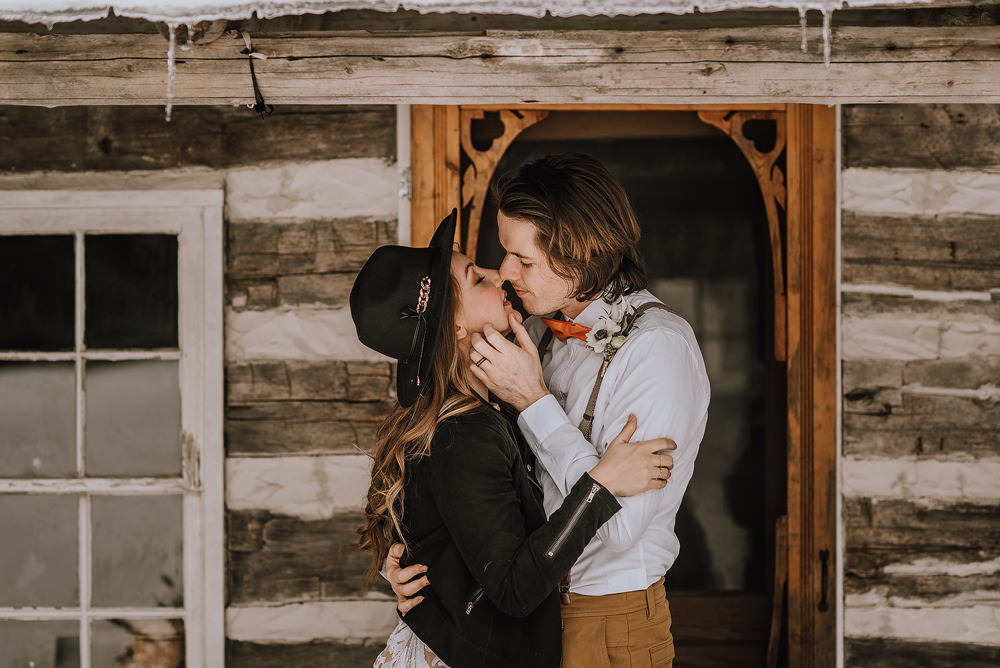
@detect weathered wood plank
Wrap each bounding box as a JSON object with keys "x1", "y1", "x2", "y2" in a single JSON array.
[
  {"x1": 226, "y1": 361, "x2": 393, "y2": 454},
  {"x1": 846, "y1": 549, "x2": 1000, "y2": 580},
  {"x1": 845, "y1": 570, "x2": 1000, "y2": 601},
  {"x1": 845, "y1": 637, "x2": 1000, "y2": 668},
  {"x1": 903, "y1": 356, "x2": 1000, "y2": 388},
  {"x1": 845, "y1": 497, "x2": 1000, "y2": 551},
  {"x1": 229, "y1": 273, "x2": 357, "y2": 310},
  {"x1": 228, "y1": 219, "x2": 394, "y2": 280},
  {"x1": 0, "y1": 105, "x2": 395, "y2": 172},
  {"x1": 842, "y1": 211, "x2": 1000, "y2": 291},
  {"x1": 228, "y1": 509, "x2": 390, "y2": 604},
  {"x1": 844, "y1": 395, "x2": 1000, "y2": 458},
  {"x1": 226, "y1": 401, "x2": 391, "y2": 454},
  {"x1": 228, "y1": 361, "x2": 393, "y2": 403},
  {"x1": 227, "y1": 640, "x2": 384, "y2": 668},
  {"x1": 4, "y1": 29, "x2": 1000, "y2": 105},
  {"x1": 843, "y1": 357, "x2": 1000, "y2": 458},
  {"x1": 843, "y1": 104, "x2": 1000, "y2": 169},
  {"x1": 842, "y1": 292, "x2": 1000, "y2": 319}
]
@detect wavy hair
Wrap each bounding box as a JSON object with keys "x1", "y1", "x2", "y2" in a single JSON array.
[
  {"x1": 358, "y1": 273, "x2": 481, "y2": 586},
  {"x1": 491, "y1": 152, "x2": 647, "y2": 303}
]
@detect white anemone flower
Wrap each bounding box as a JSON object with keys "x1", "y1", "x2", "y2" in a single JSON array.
[{"x1": 586, "y1": 317, "x2": 619, "y2": 354}]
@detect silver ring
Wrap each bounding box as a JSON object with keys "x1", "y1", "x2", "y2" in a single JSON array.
[{"x1": 475, "y1": 356, "x2": 488, "y2": 367}]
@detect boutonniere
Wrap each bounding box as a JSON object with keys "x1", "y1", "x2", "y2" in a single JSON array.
[{"x1": 585, "y1": 302, "x2": 643, "y2": 362}]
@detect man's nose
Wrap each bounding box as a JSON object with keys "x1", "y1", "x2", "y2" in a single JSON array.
[{"x1": 499, "y1": 256, "x2": 516, "y2": 282}]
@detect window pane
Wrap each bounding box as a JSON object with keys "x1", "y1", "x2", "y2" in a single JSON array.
[
  {"x1": 0, "y1": 362, "x2": 76, "y2": 478},
  {"x1": 0, "y1": 620, "x2": 80, "y2": 668},
  {"x1": 92, "y1": 619, "x2": 183, "y2": 668},
  {"x1": 84, "y1": 360, "x2": 180, "y2": 477},
  {"x1": 0, "y1": 235, "x2": 75, "y2": 351},
  {"x1": 91, "y1": 495, "x2": 183, "y2": 608},
  {"x1": 85, "y1": 234, "x2": 178, "y2": 349},
  {"x1": 0, "y1": 495, "x2": 79, "y2": 607}
]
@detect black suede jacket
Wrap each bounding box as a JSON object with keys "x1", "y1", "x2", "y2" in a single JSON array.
[{"x1": 398, "y1": 402, "x2": 621, "y2": 668}]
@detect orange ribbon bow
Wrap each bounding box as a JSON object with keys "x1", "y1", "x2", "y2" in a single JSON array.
[{"x1": 540, "y1": 317, "x2": 591, "y2": 343}]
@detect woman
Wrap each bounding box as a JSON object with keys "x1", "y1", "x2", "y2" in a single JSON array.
[{"x1": 351, "y1": 211, "x2": 670, "y2": 668}]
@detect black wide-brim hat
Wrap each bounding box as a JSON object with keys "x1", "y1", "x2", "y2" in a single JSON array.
[{"x1": 350, "y1": 209, "x2": 457, "y2": 407}]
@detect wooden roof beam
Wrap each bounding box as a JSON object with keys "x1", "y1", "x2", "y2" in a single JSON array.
[{"x1": 2, "y1": 27, "x2": 1000, "y2": 106}]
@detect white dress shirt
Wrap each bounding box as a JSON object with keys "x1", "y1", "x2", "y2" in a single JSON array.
[{"x1": 517, "y1": 290, "x2": 710, "y2": 596}]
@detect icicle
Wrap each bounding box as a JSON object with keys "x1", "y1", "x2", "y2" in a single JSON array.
[
  {"x1": 821, "y1": 8, "x2": 832, "y2": 68},
  {"x1": 180, "y1": 22, "x2": 194, "y2": 51},
  {"x1": 798, "y1": 7, "x2": 808, "y2": 53},
  {"x1": 165, "y1": 24, "x2": 177, "y2": 122}
]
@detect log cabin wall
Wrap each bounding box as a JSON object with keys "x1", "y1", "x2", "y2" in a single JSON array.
[
  {"x1": 4, "y1": 99, "x2": 1000, "y2": 667},
  {"x1": 840, "y1": 104, "x2": 1000, "y2": 667},
  {"x1": 0, "y1": 104, "x2": 399, "y2": 667}
]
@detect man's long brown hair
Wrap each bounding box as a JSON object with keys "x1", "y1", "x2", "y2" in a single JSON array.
[
  {"x1": 491, "y1": 152, "x2": 647, "y2": 303},
  {"x1": 358, "y1": 274, "x2": 481, "y2": 586}
]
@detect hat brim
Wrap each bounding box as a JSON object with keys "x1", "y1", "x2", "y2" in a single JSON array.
[{"x1": 395, "y1": 208, "x2": 458, "y2": 407}]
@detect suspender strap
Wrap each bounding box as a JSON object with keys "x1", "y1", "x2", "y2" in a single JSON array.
[{"x1": 577, "y1": 302, "x2": 675, "y2": 441}]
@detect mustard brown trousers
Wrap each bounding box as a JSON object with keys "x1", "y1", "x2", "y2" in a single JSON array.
[{"x1": 560, "y1": 578, "x2": 674, "y2": 668}]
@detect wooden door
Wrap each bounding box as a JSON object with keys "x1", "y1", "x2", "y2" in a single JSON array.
[{"x1": 411, "y1": 104, "x2": 837, "y2": 668}]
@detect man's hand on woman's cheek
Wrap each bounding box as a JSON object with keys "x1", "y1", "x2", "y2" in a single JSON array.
[
  {"x1": 469, "y1": 316, "x2": 549, "y2": 412},
  {"x1": 385, "y1": 543, "x2": 428, "y2": 615}
]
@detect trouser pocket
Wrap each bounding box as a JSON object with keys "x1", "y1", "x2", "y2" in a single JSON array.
[
  {"x1": 649, "y1": 639, "x2": 675, "y2": 667},
  {"x1": 561, "y1": 615, "x2": 613, "y2": 668}
]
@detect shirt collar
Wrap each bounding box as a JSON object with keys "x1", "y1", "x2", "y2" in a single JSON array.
[{"x1": 568, "y1": 295, "x2": 615, "y2": 329}]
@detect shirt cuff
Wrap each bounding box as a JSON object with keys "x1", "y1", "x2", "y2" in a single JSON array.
[{"x1": 518, "y1": 393, "x2": 574, "y2": 447}]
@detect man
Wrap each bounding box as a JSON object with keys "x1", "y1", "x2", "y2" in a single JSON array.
[{"x1": 392, "y1": 153, "x2": 709, "y2": 668}]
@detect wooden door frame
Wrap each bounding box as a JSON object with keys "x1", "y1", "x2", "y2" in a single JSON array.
[{"x1": 411, "y1": 103, "x2": 838, "y2": 667}]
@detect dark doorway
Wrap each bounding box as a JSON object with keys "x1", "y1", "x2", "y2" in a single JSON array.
[{"x1": 474, "y1": 111, "x2": 788, "y2": 667}]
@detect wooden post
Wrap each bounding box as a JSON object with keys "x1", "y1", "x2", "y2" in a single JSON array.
[
  {"x1": 785, "y1": 103, "x2": 838, "y2": 668},
  {"x1": 411, "y1": 105, "x2": 460, "y2": 248}
]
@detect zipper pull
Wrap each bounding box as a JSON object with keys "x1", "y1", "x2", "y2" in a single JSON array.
[
  {"x1": 586, "y1": 482, "x2": 600, "y2": 503},
  {"x1": 465, "y1": 587, "x2": 484, "y2": 615}
]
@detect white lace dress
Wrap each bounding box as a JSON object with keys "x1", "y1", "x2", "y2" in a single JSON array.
[{"x1": 374, "y1": 620, "x2": 449, "y2": 668}]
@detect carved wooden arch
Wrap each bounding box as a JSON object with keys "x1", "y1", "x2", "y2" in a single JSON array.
[
  {"x1": 460, "y1": 109, "x2": 549, "y2": 260},
  {"x1": 425, "y1": 106, "x2": 789, "y2": 361},
  {"x1": 698, "y1": 110, "x2": 788, "y2": 362}
]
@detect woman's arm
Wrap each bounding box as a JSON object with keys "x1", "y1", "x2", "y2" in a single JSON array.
[
  {"x1": 385, "y1": 416, "x2": 672, "y2": 609},
  {"x1": 427, "y1": 418, "x2": 619, "y2": 618}
]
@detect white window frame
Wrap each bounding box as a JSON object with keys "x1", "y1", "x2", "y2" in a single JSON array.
[{"x1": 0, "y1": 190, "x2": 224, "y2": 668}]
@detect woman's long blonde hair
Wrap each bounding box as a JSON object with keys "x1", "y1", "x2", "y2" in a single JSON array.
[{"x1": 358, "y1": 273, "x2": 481, "y2": 585}]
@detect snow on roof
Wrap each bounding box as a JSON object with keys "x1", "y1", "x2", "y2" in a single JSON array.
[{"x1": 0, "y1": 0, "x2": 949, "y2": 26}]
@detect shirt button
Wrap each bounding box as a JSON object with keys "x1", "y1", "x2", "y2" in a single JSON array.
[{"x1": 527, "y1": 464, "x2": 532, "y2": 471}]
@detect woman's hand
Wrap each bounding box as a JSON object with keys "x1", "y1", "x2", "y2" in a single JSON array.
[
  {"x1": 588, "y1": 414, "x2": 675, "y2": 497},
  {"x1": 384, "y1": 543, "x2": 429, "y2": 615}
]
